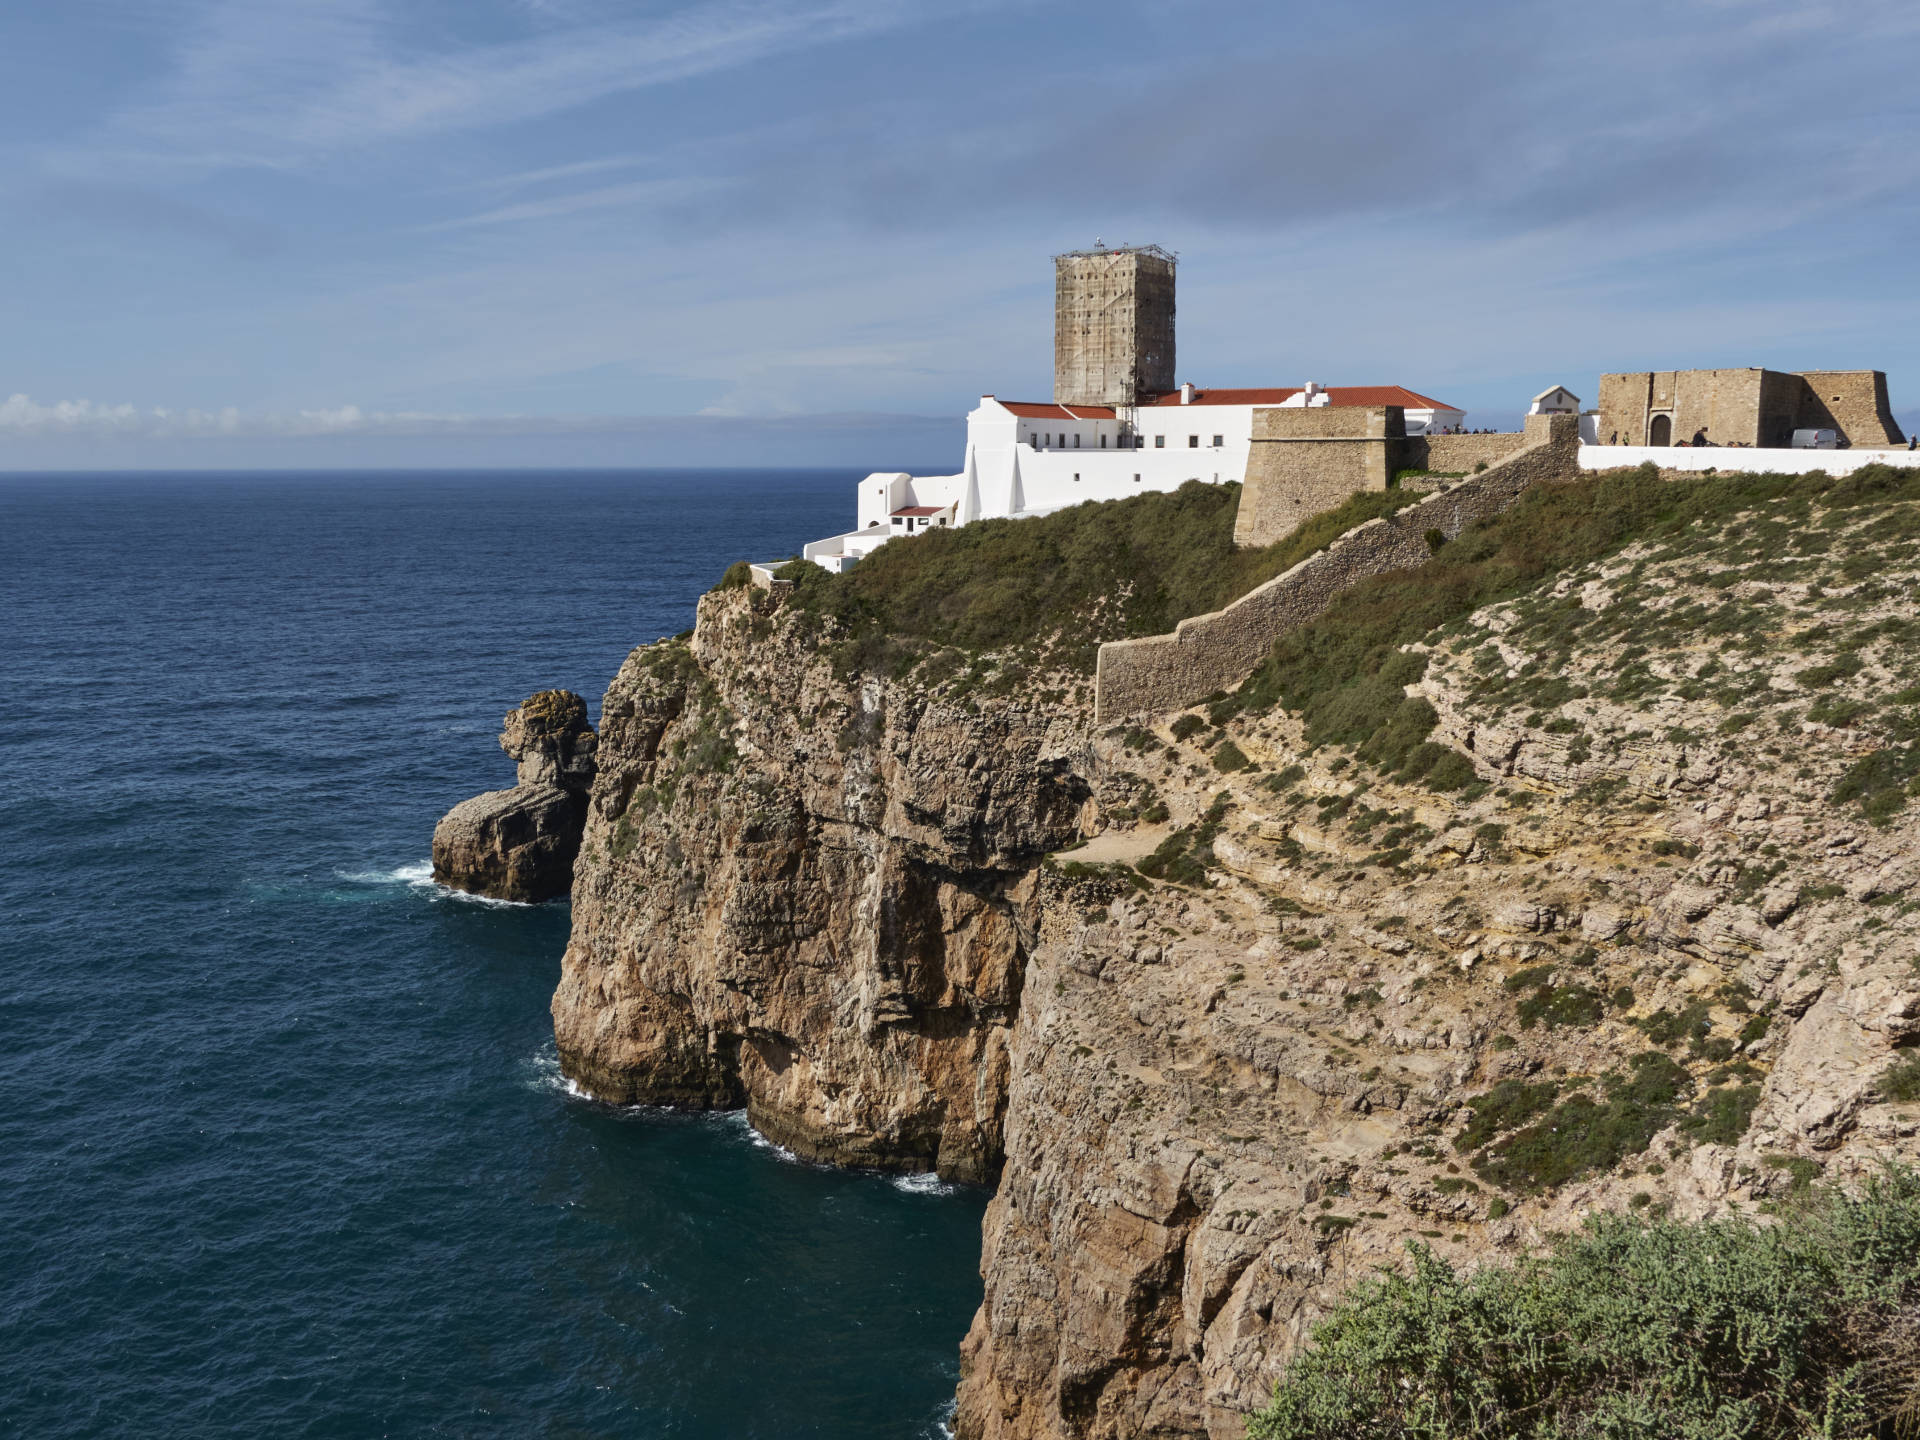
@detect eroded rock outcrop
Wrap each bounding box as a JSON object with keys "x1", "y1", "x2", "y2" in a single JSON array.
[
  {"x1": 552, "y1": 590, "x2": 1090, "y2": 1179},
  {"x1": 433, "y1": 689, "x2": 597, "y2": 902}
]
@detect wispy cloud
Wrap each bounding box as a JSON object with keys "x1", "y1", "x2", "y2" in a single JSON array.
[
  {"x1": 420, "y1": 175, "x2": 722, "y2": 232},
  {"x1": 443, "y1": 153, "x2": 651, "y2": 195},
  {"x1": 69, "y1": 0, "x2": 990, "y2": 174},
  {"x1": 0, "y1": 392, "x2": 948, "y2": 441}
]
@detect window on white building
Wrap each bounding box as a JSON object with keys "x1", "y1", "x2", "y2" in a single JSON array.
[
  {"x1": 1073, "y1": 434, "x2": 1081, "y2": 448},
  {"x1": 1188, "y1": 435, "x2": 1198, "y2": 448},
  {"x1": 1057, "y1": 433, "x2": 1065, "y2": 447},
  {"x1": 1099, "y1": 434, "x2": 1107, "y2": 448},
  {"x1": 1132, "y1": 473, "x2": 1141, "y2": 482},
  {"x1": 1212, "y1": 435, "x2": 1223, "y2": 447},
  {"x1": 1029, "y1": 434, "x2": 1037, "y2": 446},
  {"x1": 1154, "y1": 435, "x2": 1165, "y2": 448}
]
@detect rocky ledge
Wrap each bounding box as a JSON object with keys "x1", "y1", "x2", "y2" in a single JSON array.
[{"x1": 433, "y1": 689, "x2": 597, "y2": 903}]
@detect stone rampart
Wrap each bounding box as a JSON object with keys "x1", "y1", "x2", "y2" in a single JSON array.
[
  {"x1": 1231, "y1": 406, "x2": 1405, "y2": 548},
  {"x1": 1404, "y1": 432, "x2": 1527, "y2": 475},
  {"x1": 1095, "y1": 414, "x2": 1580, "y2": 721}
]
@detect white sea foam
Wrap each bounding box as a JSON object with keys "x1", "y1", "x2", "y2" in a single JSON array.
[
  {"x1": 333, "y1": 859, "x2": 537, "y2": 907},
  {"x1": 714, "y1": 1109, "x2": 804, "y2": 1164},
  {"x1": 891, "y1": 1171, "x2": 959, "y2": 1196},
  {"x1": 526, "y1": 1045, "x2": 594, "y2": 1100}
]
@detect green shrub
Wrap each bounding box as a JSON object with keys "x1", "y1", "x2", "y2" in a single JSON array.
[
  {"x1": 1765, "y1": 1154, "x2": 1825, "y2": 1194},
  {"x1": 1636, "y1": 1000, "x2": 1713, "y2": 1049},
  {"x1": 1455, "y1": 1078, "x2": 1560, "y2": 1153},
  {"x1": 1424, "y1": 750, "x2": 1479, "y2": 791},
  {"x1": 1170, "y1": 714, "x2": 1207, "y2": 742},
  {"x1": 716, "y1": 559, "x2": 753, "y2": 590},
  {"x1": 608, "y1": 813, "x2": 641, "y2": 860},
  {"x1": 1048, "y1": 859, "x2": 1148, "y2": 891},
  {"x1": 1466, "y1": 1053, "x2": 1694, "y2": 1192},
  {"x1": 1135, "y1": 819, "x2": 1221, "y2": 887},
  {"x1": 1213, "y1": 740, "x2": 1252, "y2": 773},
  {"x1": 1515, "y1": 982, "x2": 1606, "y2": 1031},
  {"x1": 1262, "y1": 765, "x2": 1305, "y2": 794},
  {"x1": 1250, "y1": 1167, "x2": 1920, "y2": 1440},
  {"x1": 1832, "y1": 743, "x2": 1920, "y2": 825},
  {"x1": 1880, "y1": 1053, "x2": 1920, "y2": 1103},
  {"x1": 1681, "y1": 1082, "x2": 1762, "y2": 1145}
]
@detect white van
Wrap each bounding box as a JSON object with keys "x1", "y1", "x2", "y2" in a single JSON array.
[{"x1": 1790, "y1": 429, "x2": 1840, "y2": 450}]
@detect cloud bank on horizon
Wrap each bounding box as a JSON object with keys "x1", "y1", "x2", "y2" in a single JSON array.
[{"x1": 3, "y1": 0, "x2": 1917, "y2": 468}]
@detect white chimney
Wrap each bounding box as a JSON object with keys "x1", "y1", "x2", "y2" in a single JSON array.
[{"x1": 1180, "y1": 382, "x2": 1195, "y2": 405}]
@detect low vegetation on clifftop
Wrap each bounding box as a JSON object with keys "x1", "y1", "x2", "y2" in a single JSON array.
[
  {"x1": 766, "y1": 479, "x2": 1415, "y2": 672},
  {"x1": 1223, "y1": 460, "x2": 1920, "y2": 819},
  {"x1": 1251, "y1": 1168, "x2": 1920, "y2": 1439}
]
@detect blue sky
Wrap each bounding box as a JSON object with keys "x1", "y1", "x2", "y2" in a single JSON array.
[{"x1": 2, "y1": 0, "x2": 1916, "y2": 469}]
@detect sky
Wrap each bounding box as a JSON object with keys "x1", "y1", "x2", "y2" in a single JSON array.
[{"x1": 1, "y1": 0, "x2": 1917, "y2": 470}]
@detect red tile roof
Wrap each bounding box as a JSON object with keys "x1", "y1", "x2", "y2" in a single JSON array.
[
  {"x1": 892, "y1": 505, "x2": 947, "y2": 516},
  {"x1": 998, "y1": 401, "x2": 1119, "y2": 419},
  {"x1": 994, "y1": 388, "x2": 1460, "y2": 415},
  {"x1": 1135, "y1": 385, "x2": 1460, "y2": 410}
]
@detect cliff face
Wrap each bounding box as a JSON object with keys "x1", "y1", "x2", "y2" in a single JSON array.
[
  {"x1": 552, "y1": 588, "x2": 1092, "y2": 1180},
  {"x1": 554, "y1": 481, "x2": 1920, "y2": 1440}
]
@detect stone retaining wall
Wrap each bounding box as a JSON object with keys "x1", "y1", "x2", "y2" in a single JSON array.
[{"x1": 1094, "y1": 414, "x2": 1580, "y2": 721}]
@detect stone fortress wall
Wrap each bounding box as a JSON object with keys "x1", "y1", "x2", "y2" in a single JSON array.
[
  {"x1": 1052, "y1": 247, "x2": 1177, "y2": 409},
  {"x1": 1411, "y1": 431, "x2": 1529, "y2": 474},
  {"x1": 1229, "y1": 412, "x2": 1533, "y2": 550},
  {"x1": 1230, "y1": 405, "x2": 1405, "y2": 547},
  {"x1": 1096, "y1": 414, "x2": 1581, "y2": 721},
  {"x1": 1796, "y1": 371, "x2": 1906, "y2": 446},
  {"x1": 1598, "y1": 368, "x2": 1905, "y2": 449}
]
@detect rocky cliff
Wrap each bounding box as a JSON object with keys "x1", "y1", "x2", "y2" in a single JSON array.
[
  {"x1": 552, "y1": 591, "x2": 1090, "y2": 1180},
  {"x1": 554, "y1": 472, "x2": 1920, "y2": 1439}
]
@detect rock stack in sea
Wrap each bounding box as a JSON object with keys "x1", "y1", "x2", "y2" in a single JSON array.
[{"x1": 432, "y1": 689, "x2": 597, "y2": 903}]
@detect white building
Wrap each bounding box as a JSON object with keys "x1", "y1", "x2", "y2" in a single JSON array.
[{"x1": 803, "y1": 384, "x2": 1465, "y2": 571}]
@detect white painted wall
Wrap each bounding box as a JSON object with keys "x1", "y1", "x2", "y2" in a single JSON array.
[{"x1": 1578, "y1": 444, "x2": 1920, "y2": 476}]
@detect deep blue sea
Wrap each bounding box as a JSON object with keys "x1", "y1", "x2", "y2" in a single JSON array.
[{"x1": 0, "y1": 471, "x2": 987, "y2": 1439}]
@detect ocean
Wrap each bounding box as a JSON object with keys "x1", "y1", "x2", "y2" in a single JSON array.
[{"x1": 0, "y1": 471, "x2": 988, "y2": 1439}]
